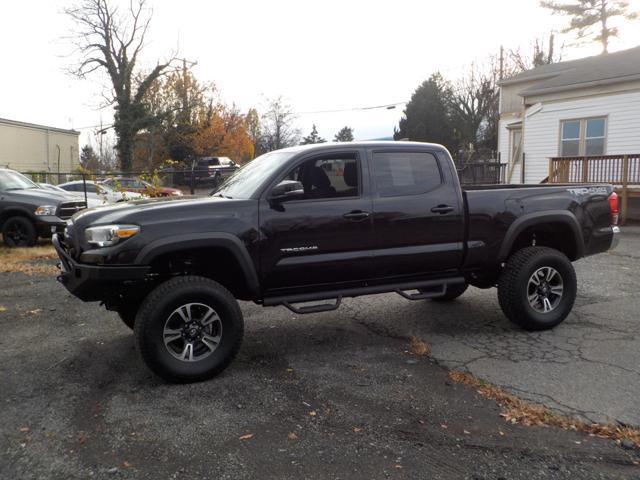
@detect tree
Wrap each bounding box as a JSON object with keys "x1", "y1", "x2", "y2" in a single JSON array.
[
  {"x1": 80, "y1": 144, "x2": 100, "y2": 171},
  {"x1": 65, "y1": 0, "x2": 174, "y2": 171},
  {"x1": 333, "y1": 126, "x2": 354, "y2": 142},
  {"x1": 245, "y1": 108, "x2": 263, "y2": 157},
  {"x1": 507, "y1": 34, "x2": 563, "y2": 72},
  {"x1": 261, "y1": 96, "x2": 300, "y2": 151},
  {"x1": 394, "y1": 73, "x2": 456, "y2": 151},
  {"x1": 300, "y1": 124, "x2": 326, "y2": 145},
  {"x1": 448, "y1": 62, "x2": 500, "y2": 154},
  {"x1": 540, "y1": 0, "x2": 638, "y2": 53}
]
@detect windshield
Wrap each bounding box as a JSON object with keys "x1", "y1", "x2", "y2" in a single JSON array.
[
  {"x1": 0, "y1": 170, "x2": 39, "y2": 191},
  {"x1": 213, "y1": 151, "x2": 296, "y2": 199}
]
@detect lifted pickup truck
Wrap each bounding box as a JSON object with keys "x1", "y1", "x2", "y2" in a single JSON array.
[{"x1": 53, "y1": 142, "x2": 620, "y2": 382}]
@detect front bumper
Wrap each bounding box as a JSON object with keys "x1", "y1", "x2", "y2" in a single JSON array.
[
  {"x1": 35, "y1": 216, "x2": 66, "y2": 237},
  {"x1": 53, "y1": 234, "x2": 150, "y2": 302}
]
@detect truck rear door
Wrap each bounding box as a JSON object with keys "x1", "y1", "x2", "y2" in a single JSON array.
[{"x1": 368, "y1": 147, "x2": 464, "y2": 280}]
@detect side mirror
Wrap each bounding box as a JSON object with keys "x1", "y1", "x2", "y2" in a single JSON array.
[{"x1": 270, "y1": 180, "x2": 305, "y2": 202}]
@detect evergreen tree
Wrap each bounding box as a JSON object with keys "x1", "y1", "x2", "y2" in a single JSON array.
[
  {"x1": 333, "y1": 126, "x2": 354, "y2": 142},
  {"x1": 300, "y1": 124, "x2": 326, "y2": 145},
  {"x1": 541, "y1": 0, "x2": 637, "y2": 53},
  {"x1": 394, "y1": 73, "x2": 457, "y2": 152}
]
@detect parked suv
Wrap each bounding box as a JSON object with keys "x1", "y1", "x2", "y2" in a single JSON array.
[
  {"x1": 54, "y1": 142, "x2": 619, "y2": 382},
  {"x1": 192, "y1": 157, "x2": 238, "y2": 185},
  {"x1": 0, "y1": 168, "x2": 86, "y2": 247}
]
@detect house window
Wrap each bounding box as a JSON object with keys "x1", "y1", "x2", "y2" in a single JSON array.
[{"x1": 560, "y1": 118, "x2": 606, "y2": 157}]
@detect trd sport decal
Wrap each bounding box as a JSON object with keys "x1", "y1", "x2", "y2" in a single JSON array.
[{"x1": 280, "y1": 246, "x2": 319, "y2": 253}]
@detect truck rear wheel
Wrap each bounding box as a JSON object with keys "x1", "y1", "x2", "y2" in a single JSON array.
[
  {"x1": 498, "y1": 247, "x2": 576, "y2": 331},
  {"x1": 2, "y1": 216, "x2": 37, "y2": 247},
  {"x1": 134, "y1": 275, "x2": 244, "y2": 383}
]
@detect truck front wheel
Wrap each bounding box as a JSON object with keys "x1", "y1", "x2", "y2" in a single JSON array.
[
  {"x1": 2, "y1": 216, "x2": 37, "y2": 247},
  {"x1": 134, "y1": 276, "x2": 244, "y2": 383},
  {"x1": 497, "y1": 247, "x2": 576, "y2": 331}
]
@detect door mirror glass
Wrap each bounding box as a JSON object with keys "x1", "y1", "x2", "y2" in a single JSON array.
[{"x1": 270, "y1": 180, "x2": 305, "y2": 202}]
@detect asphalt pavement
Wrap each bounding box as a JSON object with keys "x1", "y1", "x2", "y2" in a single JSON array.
[{"x1": 0, "y1": 229, "x2": 639, "y2": 479}]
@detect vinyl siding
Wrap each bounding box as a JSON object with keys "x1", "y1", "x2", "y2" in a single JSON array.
[{"x1": 522, "y1": 89, "x2": 640, "y2": 183}]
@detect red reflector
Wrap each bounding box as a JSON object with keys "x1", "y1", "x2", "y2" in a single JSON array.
[{"x1": 609, "y1": 192, "x2": 619, "y2": 225}]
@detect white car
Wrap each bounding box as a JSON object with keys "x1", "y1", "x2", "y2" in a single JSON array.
[
  {"x1": 38, "y1": 183, "x2": 104, "y2": 208},
  {"x1": 58, "y1": 180, "x2": 145, "y2": 204}
]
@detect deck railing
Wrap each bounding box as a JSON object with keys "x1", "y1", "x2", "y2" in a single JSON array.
[
  {"x1": 548, "y1": 154, "x2": 640, "y2": 224},
  {"x1": 548, "y1": 154, "x2": 640, "y2": 185}
]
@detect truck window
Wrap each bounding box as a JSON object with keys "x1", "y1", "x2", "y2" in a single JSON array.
[
  {"x1": 281, "y1": 155, "x2": 359, "y2": 200},
  {"x1": 372, "y1": 151, "x2": 441, "y2": 197}
]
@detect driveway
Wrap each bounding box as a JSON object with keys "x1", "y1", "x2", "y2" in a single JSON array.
[{"x1": 0, "y1": 230, "x2": 639, "y2": 479}]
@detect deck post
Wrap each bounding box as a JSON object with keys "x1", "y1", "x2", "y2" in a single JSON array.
[
  {"x1": 621, "y1": 155, "x2": 629, "y2": 225},
  {"x1": 548, "y1": 158, "x2": 553, "y2": 183},
  {"x1": 582, "y1": 156, "x2": 589, "y2": 183}
]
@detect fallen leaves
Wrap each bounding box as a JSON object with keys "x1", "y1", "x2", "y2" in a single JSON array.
[
  {"x1": 409, "y1": 336, "x2": 430, "y2": 356},
  {"x1": 19, "y1": 427, "x2": 29, "y2": 433},
  {"x1": 0, "y1": 306, "x2": 6, "y2": 312},
  {"x1": 448, "y1": 370, "x2": 640, "y2": 449},
  {"x1": 308, "y1": 411, "x2": 317, "y2": 417},
  {"x1": 24, "y1": 308, "x2": 42, "y2": 316},
  {"x1": 287, "y1": 432, "x2": 298, "y2": 440},
  {"x1": 238, "y1": 433, "x2": 254, "y2": 441}
]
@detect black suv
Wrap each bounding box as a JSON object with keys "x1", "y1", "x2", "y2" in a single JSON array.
[
  {"x1": 54, "y1": 142, "x2": 619, "y2": 383},
  {"x1": 0, "y1": 169, "x2": 86, "y2": 247}
]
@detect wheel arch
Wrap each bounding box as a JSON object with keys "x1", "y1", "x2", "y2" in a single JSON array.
[
  {"x1": 498, "y1": 211, "x2": 585, "y2": 262},
  {"x1": 0, "y1": 208, "x2": 36, "y2": 229},
  {"x1": 135, "y1": 233, "x2": 260, "y2": 298}
]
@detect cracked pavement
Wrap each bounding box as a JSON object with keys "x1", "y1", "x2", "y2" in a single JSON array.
[{"x1": 333, "y1": 226, "x2": 640, "y2": 427}]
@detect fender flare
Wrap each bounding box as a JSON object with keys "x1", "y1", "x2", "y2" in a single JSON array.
[
  {"x1": 135, "y1": 232, "x2": 260, "y2": 296},
  {"x1": 497, "y1": 210, "x2": 585, "y2": 262}
]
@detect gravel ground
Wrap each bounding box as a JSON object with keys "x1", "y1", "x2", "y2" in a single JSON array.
[{"x1": 1, "y1": 234, "x2": 639, "y2": 479}]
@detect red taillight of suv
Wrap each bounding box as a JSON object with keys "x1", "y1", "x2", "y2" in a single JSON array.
[{"x1": 609, "y1": 191, "x2": 619, "y2": 225}]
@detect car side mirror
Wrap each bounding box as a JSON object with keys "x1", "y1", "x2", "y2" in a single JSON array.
[{"x1": 270, "y1": 180, "x2": 305, "y2": 202}]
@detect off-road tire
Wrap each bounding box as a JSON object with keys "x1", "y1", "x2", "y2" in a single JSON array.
[
  {"x1": 2, "y1": 216, "x2": 37, "y2": 247},
  {"x1": 498, "y1": 247, "x2": 576, "y2": 331},
  {"x1": 134, "y1": 275, "x2": 244, "y2": 383},
  {"x1": 432, "y1": 283, "x2": 468, "y2": 302}
]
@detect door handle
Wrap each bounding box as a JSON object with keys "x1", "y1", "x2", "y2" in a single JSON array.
[
  {"x1": 431, "y1": 204, "x2": 455, "y2": 214},
  {"x1": 343, "y1": 210, "x2": 370, "y2": 221}
]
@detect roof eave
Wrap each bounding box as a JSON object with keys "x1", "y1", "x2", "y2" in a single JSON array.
[{"x1": 519, "y1": 73, "x2": 640, "y2": 97}]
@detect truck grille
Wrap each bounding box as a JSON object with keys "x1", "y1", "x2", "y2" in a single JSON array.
[{"x1": 57, "y1": 201, "x2": 86, "y2": 220}]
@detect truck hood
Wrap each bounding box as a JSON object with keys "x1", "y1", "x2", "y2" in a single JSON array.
[
  {"x1": 8, "y1": 188, "x2": 80, "y2": 205},
  {"x1": 70, "y1": 195, "x2": 254, "y2": 230}
]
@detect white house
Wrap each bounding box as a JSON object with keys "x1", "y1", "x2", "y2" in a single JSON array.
[{"x1": 498, "y1": 46, "x2": 640, "y2": 184}]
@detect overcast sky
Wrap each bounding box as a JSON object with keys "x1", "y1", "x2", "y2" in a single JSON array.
[{"x1": 1, "y1": 0, "x2": 639, "y2": 148}]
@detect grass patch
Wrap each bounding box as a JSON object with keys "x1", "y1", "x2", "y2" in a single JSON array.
[
  {"x1": 0, "y1": 245, "x2": 58, "y2": 276},
  {"x1": 449, "y1": 370, "x2": 640, "y2": 449}
]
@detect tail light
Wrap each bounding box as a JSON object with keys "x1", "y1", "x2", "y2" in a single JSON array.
[{"x1": 608, "y1": 192, "x2": 619, "y2": 226}]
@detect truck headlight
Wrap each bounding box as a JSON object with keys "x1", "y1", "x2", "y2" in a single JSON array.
[
  {"x1": 85, "y1": 224, "x2": 140, "y2": 247},
  {"x1": 35, "y1": 205, "x2": 57, "y2": 216}
]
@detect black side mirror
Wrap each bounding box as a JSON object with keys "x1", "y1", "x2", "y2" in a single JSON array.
[{"x1": 270, "y1": 180, "x2": 305, "y2": 202}]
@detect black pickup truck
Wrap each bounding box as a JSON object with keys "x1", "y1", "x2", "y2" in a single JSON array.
[
  {"x1": 53, "y1": 142, "x2": 620, "y2": 382},
  {"x1": 0, "y1": 168, "x2": 86, "y2": 247}
]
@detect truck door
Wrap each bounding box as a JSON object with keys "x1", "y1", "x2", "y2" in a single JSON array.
[
  {"x1": 368, "y1": 148, "x2": 464, "y2": 280},
  {"x1": 259, "y1": 149, "x2": 375, "y2": 293}
]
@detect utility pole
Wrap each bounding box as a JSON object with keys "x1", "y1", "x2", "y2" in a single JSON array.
[
  {"x1": 499, "y1": 45, "x2": 504, "y2": 80},
  {"x1": 175, "y1": 57, "x2": 198, "y2": 123}
]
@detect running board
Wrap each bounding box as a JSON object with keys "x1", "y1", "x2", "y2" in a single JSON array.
[{"x1": 263, "y1": 277, "x2": 465, "y2": 314}]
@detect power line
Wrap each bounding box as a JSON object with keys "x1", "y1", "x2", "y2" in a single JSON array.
[{"x1": 296, "y1": 101, "x2": 407, "y2": 115}]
